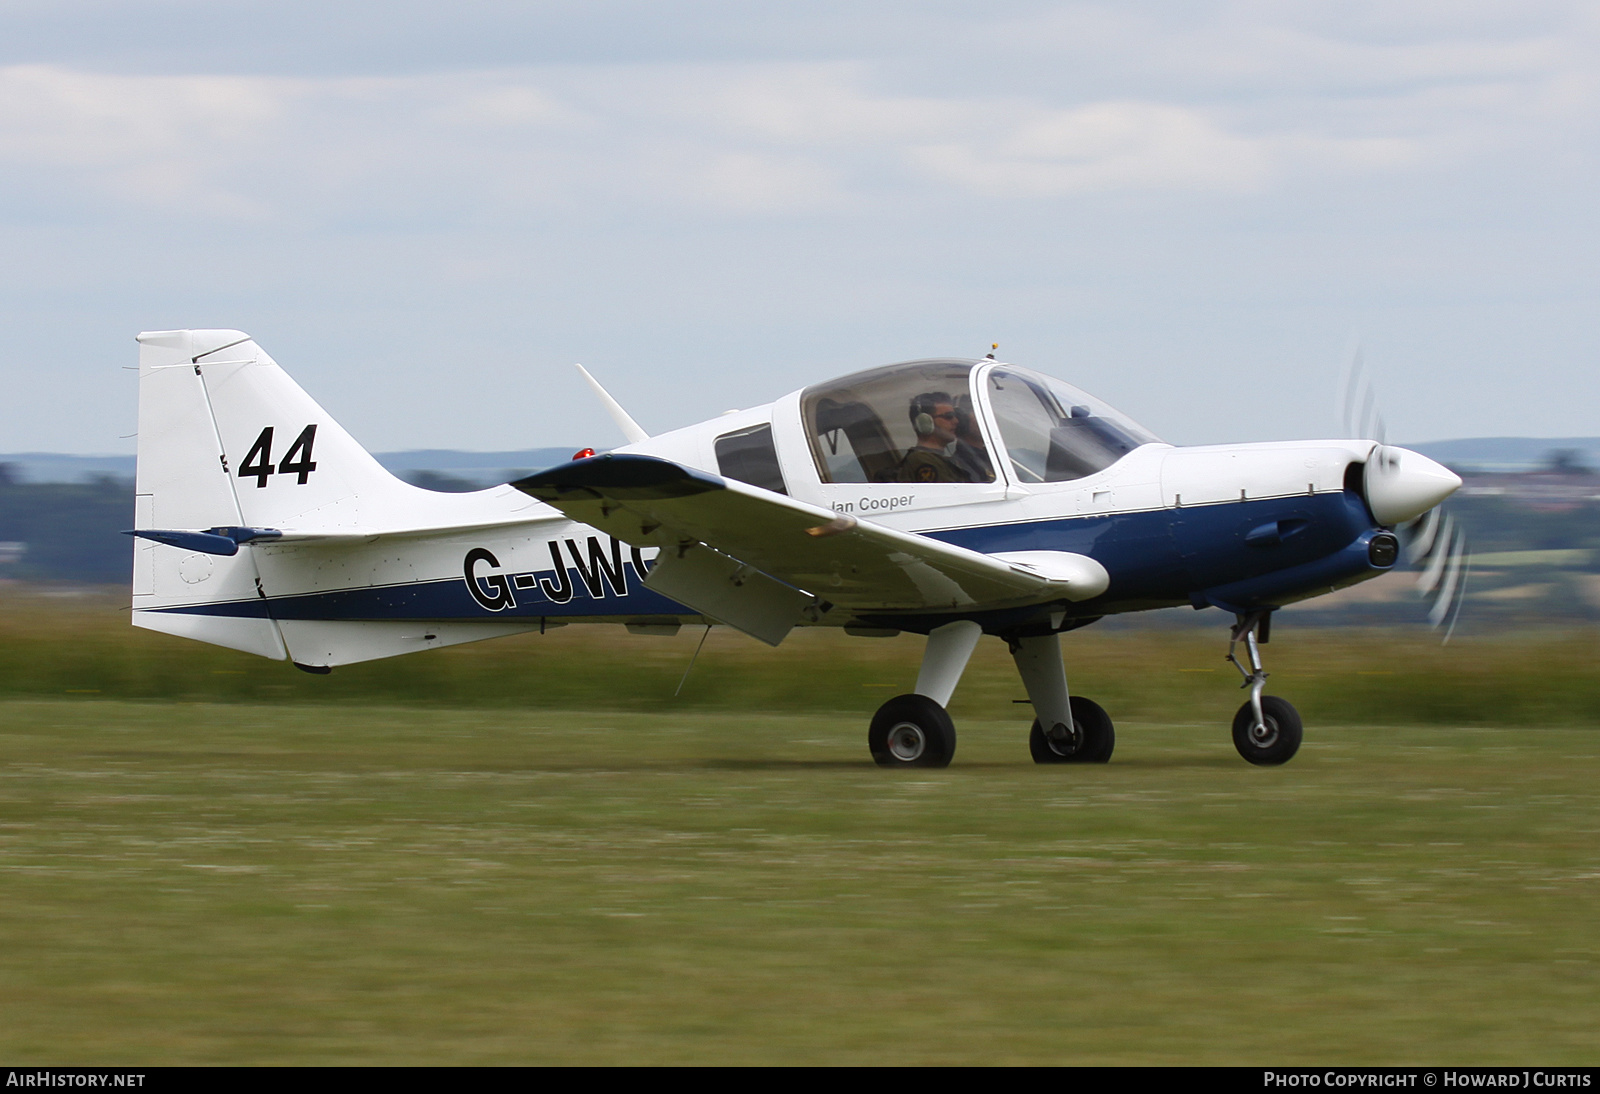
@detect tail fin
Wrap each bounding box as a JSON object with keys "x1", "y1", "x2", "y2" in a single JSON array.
[
  {"x1": 136, "y1": 329, "x2": 407, "y2": 529},
  {"x1": 131, "y1": 329, "x2": 420, "y2": 659}
]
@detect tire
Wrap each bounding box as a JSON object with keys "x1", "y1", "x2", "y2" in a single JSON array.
[
  {"x1": 1029, "y1": 695, "x2": 1115, "y2": 764},
  {"x1": 1232, "y1": 695, "x2": 1302, "y2": 766},
  {"x1": 868, "y1": 694, "x2": 957, "y2": 768}
]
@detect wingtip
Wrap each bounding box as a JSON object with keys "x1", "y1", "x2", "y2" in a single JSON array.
[{"x1": 511, "y1": 453, "x2": 721, "y2": 501}]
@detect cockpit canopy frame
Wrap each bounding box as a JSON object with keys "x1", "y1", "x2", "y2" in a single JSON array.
[{"x1": 798, "y1": 358, "x2": 1158, "y2": 488}]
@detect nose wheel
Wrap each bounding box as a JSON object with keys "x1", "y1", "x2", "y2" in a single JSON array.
[
  {"x1": 1225, "y1": 610, "x2": 1301, "y2": 765},
  {"x1": 1231, "y1": 694, "x2": 1301, "y2": 765}
]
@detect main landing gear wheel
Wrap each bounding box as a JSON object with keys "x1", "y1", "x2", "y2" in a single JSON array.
[
  {"x1": 1029, "y1": 695, "x2": 1115, "y2": 764},
  {"x1": 1232, "y1": 695, "x2": 1302, "y2": 766},
  {"x1": 868, "y1": 694, "x2": 956, "y2": 768}
]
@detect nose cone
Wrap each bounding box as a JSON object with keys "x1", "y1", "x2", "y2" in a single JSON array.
[{"x1": 1363, "y1": 446, "x2": 1462, "y2": 526}]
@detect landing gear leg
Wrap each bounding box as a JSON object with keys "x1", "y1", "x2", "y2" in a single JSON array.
[
  {"x1": 1012, "y1": 632, "x2": 1114, "y2": 763},
  {"x1": 867, "y1": 620, "x2": 981, "y2": 767},
  {"x1": 1225, "y1": 610, "x2": 1301, "y2": 766}
]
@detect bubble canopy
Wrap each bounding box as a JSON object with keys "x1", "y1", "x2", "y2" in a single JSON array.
[{"x1": 799, "y1": 359, "x2": 1160, "y2": 486}]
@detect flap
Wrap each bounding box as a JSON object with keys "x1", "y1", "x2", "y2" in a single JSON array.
[
  {"x1": 643, "y1": 543, "x2": 814, "y2": 646},
  {"x1": 511, "y1": 454, "x2": 1102, "y2": 612}
]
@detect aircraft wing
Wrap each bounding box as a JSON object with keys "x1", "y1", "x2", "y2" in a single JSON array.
[{"x1": 511, "y1": 454, "x2": 1105, "y2": 614}]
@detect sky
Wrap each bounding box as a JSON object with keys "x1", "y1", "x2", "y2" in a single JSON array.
[{"x1": 0, "y1": 0, "x2": 1594, "y2": 454}]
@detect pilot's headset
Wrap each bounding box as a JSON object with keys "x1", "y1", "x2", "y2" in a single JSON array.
[{"x1": 909, "y1": 392, "x2": 954, "y2": 437}]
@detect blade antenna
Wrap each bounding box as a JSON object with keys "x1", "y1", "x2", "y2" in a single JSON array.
[
  {"x1": 575, "y1": 363, "x2": 650, "y2": 445},
  {"x1": 675, "y1": 624, "x2": 713, "y2": 697}
]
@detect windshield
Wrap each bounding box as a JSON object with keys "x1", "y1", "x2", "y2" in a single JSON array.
[{"x1": 987, "y1": 367, "x2": 1159, "y2": 483}]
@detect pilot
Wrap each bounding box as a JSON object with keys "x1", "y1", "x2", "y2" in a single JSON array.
[{"x1": 897, "y1": 392, "x2": 973, "y2": 483}]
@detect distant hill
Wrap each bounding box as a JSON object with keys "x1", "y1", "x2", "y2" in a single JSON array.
[
  {"x1": 0, "y1": 448, "x2": 583, "y2": 487},
  {"x1": 3, "y1": 442, "x2": 1597, "y2": 626},
  {"x1": 6, "y1": 439, "x2": 1595, "y2": 485},
  {"x1": 0, "y1": 453, "x2": 136, "y2": 482},
  {"x1": 0, "y1": 447, "x2": 582, "y2": 583},
  {"x1": 372, "y1": 448, "x2": 582, "y2": 489},
  {"x1": 1406, "y1": 437, "x2": 1600, "y2": 473},
  {"x1": 0, "y1": 476, "x2": 135, "y2": 583}
]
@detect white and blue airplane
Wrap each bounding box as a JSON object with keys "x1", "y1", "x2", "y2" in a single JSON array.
[{"x1": 127, "y1": 329, "x2": 1466, "y2": 767}]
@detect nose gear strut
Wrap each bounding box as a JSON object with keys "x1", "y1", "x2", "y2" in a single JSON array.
[
  {"x1": 1226, "y1": 610, "x2": 1271, "y2": 735},
  {"x1": 1223, "y1": 610, "x2": 1302, "y2": 765}
]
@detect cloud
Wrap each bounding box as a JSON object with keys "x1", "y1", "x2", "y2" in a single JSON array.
[
  {"x1": 2, "y1": 3, "x2": 1599, "y2": 452},
  {"x1": 0, "y1": 57, "x2": 1518, "y2": 225},
  {"x1": 0, "y1": 64, "x2": 280, "y2": 165},
  {"x1": 913, "y1": 100, "x2": 1272, "y2": 196},
  {"x1": 0, "y1": 64, "x2": 285, "y2": 215},
  {"x1": 421, "y1": 84, "x2": 586, "y2": 130},
  {"x1": 0, "y1": 8, "x2": 1593, "y2": 223}
]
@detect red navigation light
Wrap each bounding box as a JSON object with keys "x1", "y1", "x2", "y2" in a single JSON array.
[{"x1": 571, "y1": 448, "x2": 596, "y2": 461}]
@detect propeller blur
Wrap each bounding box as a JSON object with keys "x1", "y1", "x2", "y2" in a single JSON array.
[
  {"x1": 1341, "y1": 344, "x2": 1472, "y2": 641},
  {"x1": 125, "y1": 330, "x2": 1465, "y2": 767}
]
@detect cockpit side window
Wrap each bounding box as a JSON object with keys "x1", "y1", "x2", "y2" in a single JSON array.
[
  {"x1": 988, "y1": 369, "x2": 1156, "y2": 483},
  {"x1": 715, "y1": 423, "x2": 788, "y2": 495},
  {"x1": 800, "y1": 361, "x2": 996, "y2": 485}
]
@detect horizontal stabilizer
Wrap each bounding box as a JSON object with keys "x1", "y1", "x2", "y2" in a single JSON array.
[{"x1": 125, "y1": 527, "x2": 283, "y2": 556}]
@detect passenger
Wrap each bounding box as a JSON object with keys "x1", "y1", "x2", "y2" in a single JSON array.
[{"x1": 897, "y1": 392, "x2": 972, "y2": 483}]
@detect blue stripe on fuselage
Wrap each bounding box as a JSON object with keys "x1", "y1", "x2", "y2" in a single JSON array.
[
  {"x1": 150, "y1": 555, "x2": 688, "y2": 620},
  {"x1": 924, "y1": 490, "x2": 1378, "y2": 610},
  {"x1": 151, "y1": 492, "x2": 1380, "y2": 623}
]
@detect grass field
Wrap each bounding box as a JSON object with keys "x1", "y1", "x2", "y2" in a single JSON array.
[
  {"x1": 4, "y1": 586, "x2": 1599, "y2": 728},
  {"x1": 1, "y1": 589, "x2": 1597, "y2": 1063}
]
